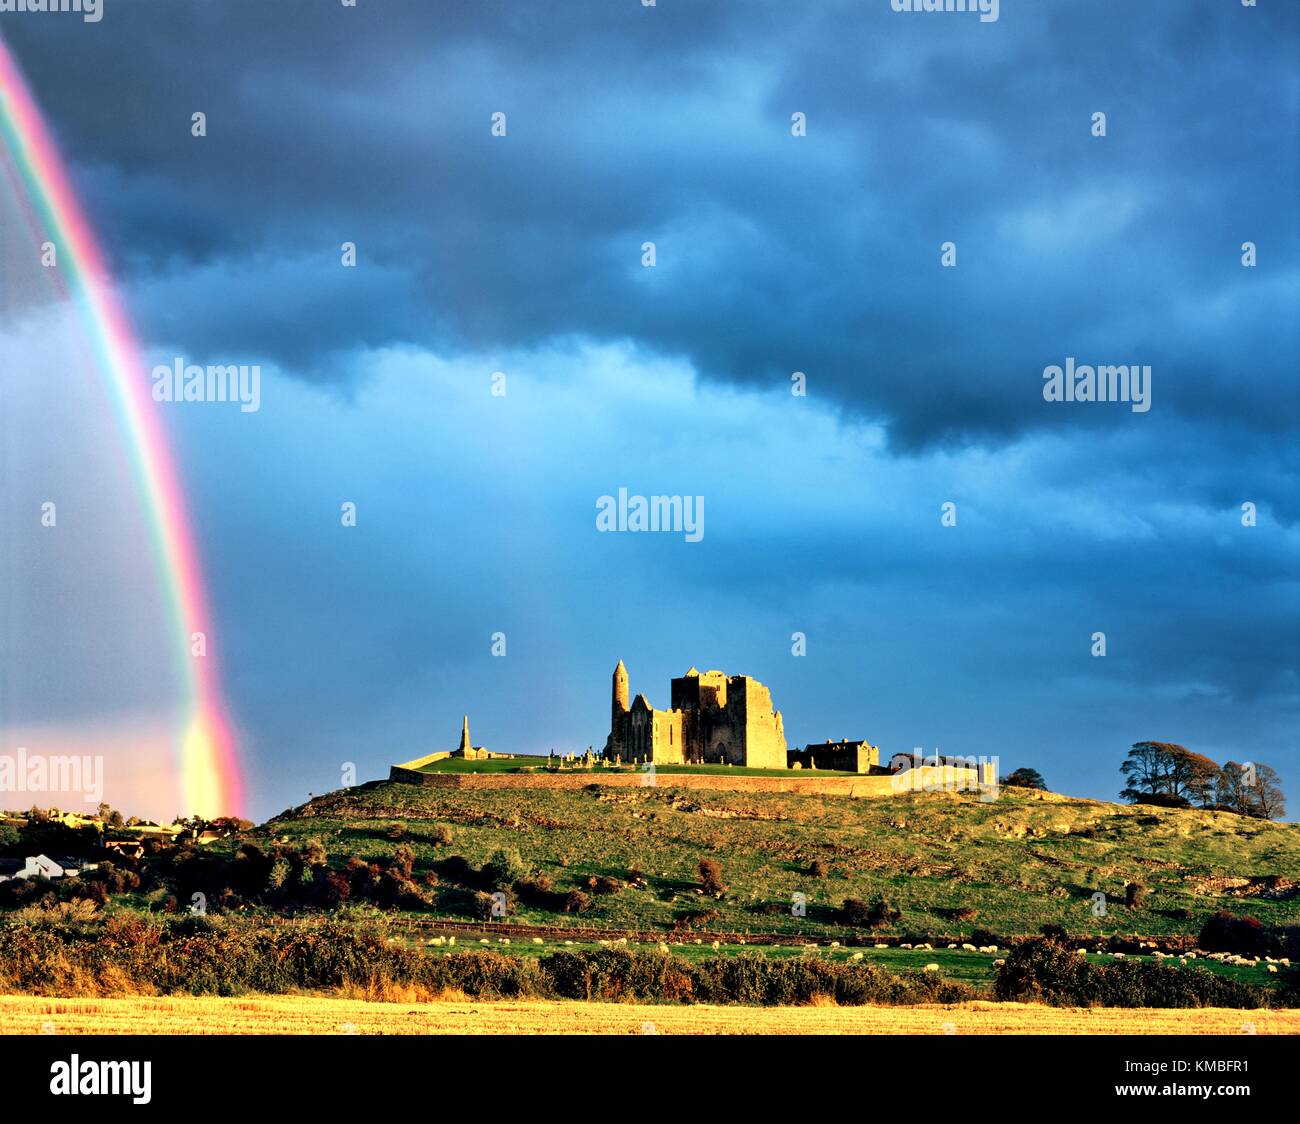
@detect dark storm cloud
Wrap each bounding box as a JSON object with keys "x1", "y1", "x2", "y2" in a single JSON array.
[{"x1": 5, "y1": 0, "x2": 1296, "y2": 466}]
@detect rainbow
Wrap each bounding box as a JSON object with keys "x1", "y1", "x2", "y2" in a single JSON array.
[{"x1": 0, "y1": 38, "x2": 244, "y2": 818}]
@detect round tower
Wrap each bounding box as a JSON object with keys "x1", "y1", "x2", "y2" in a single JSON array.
[{"x1": 612, "y1": 660, "x2": 630, "y2": 717}]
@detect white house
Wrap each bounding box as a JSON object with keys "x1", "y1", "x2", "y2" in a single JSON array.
[{"x1": 0, "y1": 854, "x2": 96, "y2": 882}]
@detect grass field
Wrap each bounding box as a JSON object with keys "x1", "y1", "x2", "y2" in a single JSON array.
[
  {"x1": 4, "y1": 993, "x2": 1294, "y2": 1035},
  {"x1": 262, "y1": 780, "x2": 1300, "y2": 941},
  {"x1": 397, "y1": 937, "x2": 1285, "y2": 990}
]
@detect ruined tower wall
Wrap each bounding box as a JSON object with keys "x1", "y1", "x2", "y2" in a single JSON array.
[{"x1": 726, "y1": 676, "x2": 788, "y2": 769}]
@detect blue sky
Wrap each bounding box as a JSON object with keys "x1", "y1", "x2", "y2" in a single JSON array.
[{"x1": 2, "y1": 0, "x2": 1297, "y2": 821}]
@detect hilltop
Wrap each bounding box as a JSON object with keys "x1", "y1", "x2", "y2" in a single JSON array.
[{"x1": 263, "y1": 779, "x2": 1300, "y2": 942}]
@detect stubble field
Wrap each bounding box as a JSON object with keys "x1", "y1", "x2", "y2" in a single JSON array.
[{"x1": 3, "y1": 994, "x2": 1297, "y2": 1035}]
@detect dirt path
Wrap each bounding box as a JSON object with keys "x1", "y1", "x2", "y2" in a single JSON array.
[{"x1": 2, "y1": 994, "x2": 1295, "y2": 1035}]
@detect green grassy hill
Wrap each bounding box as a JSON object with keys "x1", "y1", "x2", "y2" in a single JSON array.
[{"x1": 264, "y1": 779, "x2": 1300, "y2": 942}]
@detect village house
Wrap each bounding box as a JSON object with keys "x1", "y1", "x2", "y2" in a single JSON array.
[{"x1": 0, "y1": 854, "x2": 97, "y2": 883}]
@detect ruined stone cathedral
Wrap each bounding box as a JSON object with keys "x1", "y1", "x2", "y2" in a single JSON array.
[{"x1": 603, "y1": 660, "x2": 787, "y2": 769}]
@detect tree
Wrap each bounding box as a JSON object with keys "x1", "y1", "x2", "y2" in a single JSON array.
[
  {"x1": 1119, "y1": 742, "x2": 1172, "y2": 802},
  {"x1": 1232, "y1": 758, "x2": 1284, "y2": 821},
  {"x1": 1003, "y1": 768, "x2": 1047, "y2": 790},
  {"x1": 1215, "y1": 761, "x2": 1252, "y2": 813},
  {"x1": 1169, "y1": 747, "x2": 1220, "y2": 806},
  {"x1": 1120, "y1": 742, "x2": 1218, "y2": 806}
]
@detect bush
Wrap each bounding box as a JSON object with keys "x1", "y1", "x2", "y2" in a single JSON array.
[
  {"x1": 841, "y1": 898, "x2": 872, "y2": 926},
  {"x1": 1125, "y1": 882, "x2": 1147, "y2": 910},
  {"x1": 562, "y1": 890, "x2": 590, "y2": 914},
  {"x1": 994, "y1": 938, "x2": 1272, "y2": 1009},
  {"x1": 435, "y1": 855, "x2": 477, "y2": 887},
  {"x1": 587, "y1": 876, "x2": 622, "y2": 895},
  {"x1": 951, "y1": 906, "x2": 979, "y2": 923},
  {"x1": 806, "y1": 858, "x2": 829, "y2": 879},
  {"x1": 672, "y1": 907, "x2": 721, "y2": 930},
  {"x1": 483, "y1": 848, "x2": 528, "y2": 890},
  {"x1": 843, "y1": 897, "x2": 899, "y2": 929},
  {"x1": 472, "y1": 890, "x2": 502, "y2": 920},
  {"x1": 1199, "y1": 911, "x2": 1270, "y2": 957},
  {"x1": 516, "y1": 878, "x2": 565, "y2": 911},
  {"x1": 1134, "y1": 793, "x2": 1191, "y2": 810},
  {"x1": 698, "y1": 859, "x2": 725, "y2": 895},
  {"x1": 392, "y1": 844, "x2": 415, "y2": 876},
  {"x1": 430, "y1": 824, "x2": 454, "y2": 847}
]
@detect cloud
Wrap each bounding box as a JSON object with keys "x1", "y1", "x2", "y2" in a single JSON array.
[{"x1": 4, "y1": 0, "x2": 1295, "y2": 463}]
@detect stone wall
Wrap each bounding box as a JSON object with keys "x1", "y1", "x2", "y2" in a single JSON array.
[{"x1": 387, "y1": 764, "x2": 986, "y2": 799}]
